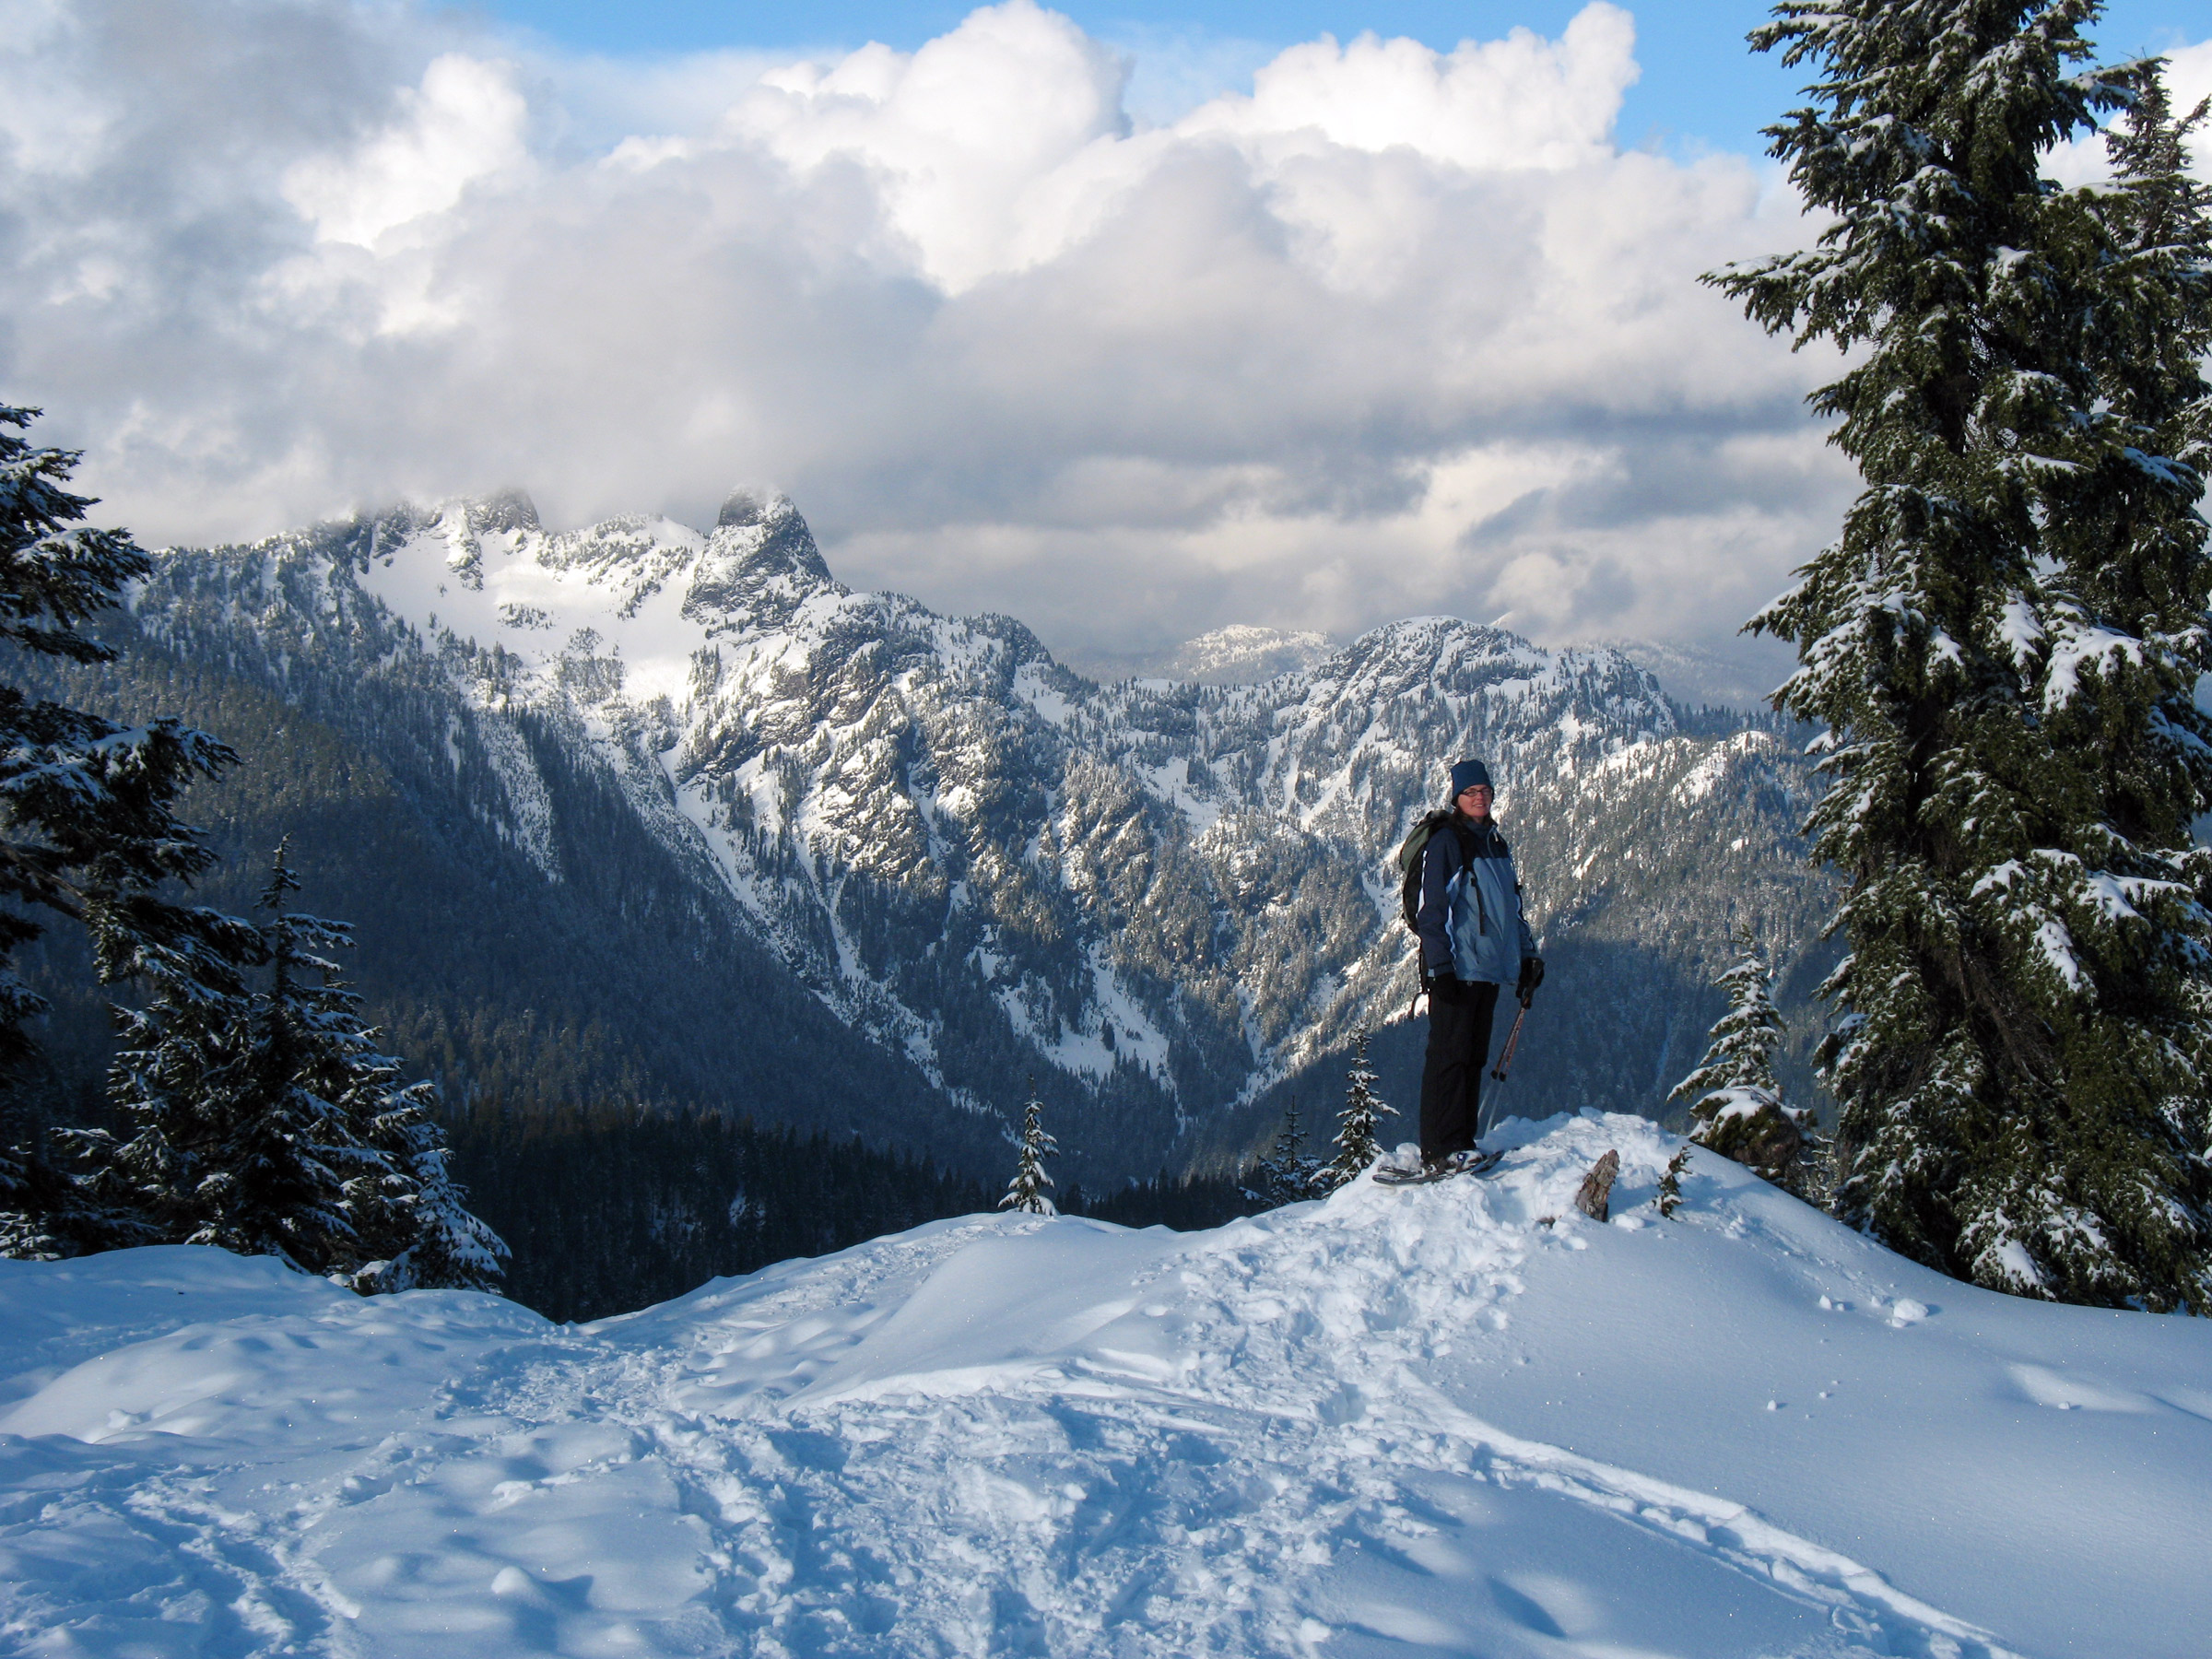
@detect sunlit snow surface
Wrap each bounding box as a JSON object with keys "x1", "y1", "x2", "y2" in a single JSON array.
[{"x1": 5, "y1": 1115, "x2": 2207, "y2": 1658}]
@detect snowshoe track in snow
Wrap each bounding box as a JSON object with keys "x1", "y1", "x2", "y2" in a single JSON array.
[{"x1": 6, "y1": 1112, "x2": 2206, "y2": 1656}]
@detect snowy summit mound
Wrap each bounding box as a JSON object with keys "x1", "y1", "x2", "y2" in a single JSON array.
[
  {"x1": 4, "y1": 1117, "x2": 2206, "y2": 1656},
  {"x1": 1160, "y1": 624, "x2": 1334, "y2": 685}
]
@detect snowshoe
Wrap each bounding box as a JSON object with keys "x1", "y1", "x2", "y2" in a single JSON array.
[{"x1": 1372, "y1": 1147, "x2": 1505, "y2": 1186}]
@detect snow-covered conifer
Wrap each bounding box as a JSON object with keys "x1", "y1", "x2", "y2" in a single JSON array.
[
  {"x1": 1669, "y1": 944, "x2": 1813, "y2": 1193},
  {"x1": 82, "y1": 847, "x2": 374, "y2": 1272},
  {"x1": 0, "y1": 406, "x2": 259, "y2": 1257},
  {"x1": 1253, "y1": 1097, "x2": 1322, "y2": 1206},
  {"x1": 1709, "y1": 6, "x2": 2212, "y2": 1309},
  {"x1": 0, "y1": 1140, "x2": 153, "y2": 1259},
  {"x1": 80, "y1": 843, "x2": 505, "y2": 1288},
  {"x1": 247, "y1": 845, "x2": 503, "y2": 1289},
  {"x1": 351, "y1": 1077, "x2": 510, "y2": 1292},
  {"x1": 999, "y1": 1078, "x2": 1058, "y2": 1216},
  {"x1": 1320, "y1": 1030, "x2": 1396, "y2": 1190}
]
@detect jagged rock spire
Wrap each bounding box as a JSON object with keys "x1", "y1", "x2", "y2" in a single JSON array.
[
  {"x1": 715, "y1": 488, "x2": 769, "y2": 529},
  {"x1": 688, "y1": 490, "x2": 838, "y2": 630},
  {"x1": 466, "y1": 489, "x2": 540, "y2": 536}
]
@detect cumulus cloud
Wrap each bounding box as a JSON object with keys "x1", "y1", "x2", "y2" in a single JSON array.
[
  {"x1": 2, "y1": 0, "x2": 1909, "y2": 664},
  {"x1": 283, "y1": 52, "x2": 528, "y2": 249}
]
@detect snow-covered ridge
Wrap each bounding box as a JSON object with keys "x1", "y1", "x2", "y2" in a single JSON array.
[
  {"x1": 133, "y1": 491, "x2": 1821, "y2": 1165},
  {"x1": 3, "y1": 1114, "x2": 2203, "y2": 1656}
]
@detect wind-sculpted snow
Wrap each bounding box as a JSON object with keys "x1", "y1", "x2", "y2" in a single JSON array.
[
  {"x1": 127, "y1": 493, "x2": 1829, "y2": 1173},
  {"x1": 5, "y1": 1116, "x2": 2206, "y2": 1656}
]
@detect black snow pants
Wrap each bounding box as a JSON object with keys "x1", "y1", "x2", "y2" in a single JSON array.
[{"x1": 1419, "y1": 977, "x2": 1500, "y2": 1159}]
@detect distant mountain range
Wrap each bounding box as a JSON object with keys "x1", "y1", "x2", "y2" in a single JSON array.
[
  {"x1": 34, "y1": 491, "x2": 1833, "y2": 1186},
  {"x1": 1589, "y1": 637, "x2": 1801, "y2": 713},
  {"x1": 1063, "y1": 625, "x2": 1335, "y2": 687}
]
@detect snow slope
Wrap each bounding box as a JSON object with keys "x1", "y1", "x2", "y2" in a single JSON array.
[{"x1": 4, "y1": 1115, "x2": 2206, "y2": 1658}]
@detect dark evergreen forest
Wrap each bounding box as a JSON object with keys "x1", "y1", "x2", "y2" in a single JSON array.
[
  {"x1": 443, "y1": 1100, "x2": 994, "y2": 1321},
  {"x1": 11, "y1": 636, "x2": 990, "y2": 1153},
  {"x1": 9, "y1": 636, "x2": 1264, "y2": 1317}
]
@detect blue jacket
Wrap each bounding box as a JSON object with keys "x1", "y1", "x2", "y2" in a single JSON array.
[{"x1": 1417, "y1": 814, "x2": 1536, "y2": 986}]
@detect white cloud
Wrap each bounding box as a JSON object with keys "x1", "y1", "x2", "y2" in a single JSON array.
[
  {"x1": 2, "y1": 0, "x2": 1870, "y2": 666},
  {"x1": 2176, "y1": 40, "x2": 2212, "y2": 126},
  {"x1": 2046, "y1": 38, "x2": 2212, "y2": 187},
  {"x1": 1179, "y1": 3, "x2": 1636, "y2": 171},
  {"x1": 283, "y1": 53, "x2": 529, "y2": 249},
  {"x1": 731, "y1": 6, "x2": 1130, "y2": 291}
]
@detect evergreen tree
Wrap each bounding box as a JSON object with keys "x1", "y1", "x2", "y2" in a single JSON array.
[
  {"x1": 999, "y1": 1077, "x2": 1058, "y2": 1216},
  {"x1": 1253, "y1": 1097, "x2": 1323, "y2": 1206},
  {"x1": 0, "y1": 1141, "x2": 154, "y2": 1259},
  {"x1": 0, "y1": 407, "x2": 251, "y2": 1041},
  {"x1": 80, "y1": 848, "x2": 373, "y2": 1273},
  {"x1": 353, "y1": 1081, "x2": 510, "y2": 1292},
  {"x1": 1669, "y1": 942, "x2": 1814, "y2": 1192},
  {"x1": 1320, "y1": 1030, "x2": 1396, "y2": 1190},
  {"x1": 79, "y1": 843, "x2": 505, "y2": 1288},
  {"x1": 0, "y1": 1144, "x2": 72, "y2": 1260},
  {"x1": 0, "y1": 406, "x2": 259, "y2": 1256},
  {"x1": 1709, "y1": 4, "x2": 2212, "y2": 1309}
]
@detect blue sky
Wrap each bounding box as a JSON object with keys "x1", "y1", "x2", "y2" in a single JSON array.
[{"x1": 466, "y1": 0, "x2": 2208, "y2": 155}]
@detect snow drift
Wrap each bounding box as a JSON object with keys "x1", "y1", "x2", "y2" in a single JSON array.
[{"x1": 3, "y1": 1114, "x2": 2206, "y2": 1656}]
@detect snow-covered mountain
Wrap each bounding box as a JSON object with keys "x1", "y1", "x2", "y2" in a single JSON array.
[
  {"x1": 1162, "y1": 624, "x2": 1335, "y2": 684},
  {"x1": 4, "y1": 1114, "x2": 2204, "y2": 1656},
  {"x1": 1058, "y1": 624, "x2": 1335, "y2": 686},
  {"x1": 118, "y1": 491, "x2": 1828, "y2": 1177}
]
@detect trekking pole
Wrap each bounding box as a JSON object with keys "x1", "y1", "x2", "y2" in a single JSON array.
[{"x1": 1489, "y1": 994, "x2": 1532, "y2": 1082}]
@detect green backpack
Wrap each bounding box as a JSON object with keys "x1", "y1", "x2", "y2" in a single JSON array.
[{"x1": 1395, "y1": 810, "x2": 1458, "y2": 936}]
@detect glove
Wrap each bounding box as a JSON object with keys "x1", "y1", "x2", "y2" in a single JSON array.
[{"x1": 1516, "y1": 957, "x2": 1545, "y2": 1002}]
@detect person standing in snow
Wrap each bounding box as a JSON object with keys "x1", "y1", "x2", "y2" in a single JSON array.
[{"x1": 1415, "y1": 759, "x2": 1541, "y2": 1173}]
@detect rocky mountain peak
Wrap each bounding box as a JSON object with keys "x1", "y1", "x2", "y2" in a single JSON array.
[
  {"x1": 687, "y1": 494, "x2": 839, "y2": 633},
  {"x1": 140, "y1": 485, "x2": 1818, "y2": 1182},
  {"x1": 714, "y1": 488, "x2": 770, "y2": 530},
  {"x1": 463, "y1": 488, "x2": 541, "y2": 538}
]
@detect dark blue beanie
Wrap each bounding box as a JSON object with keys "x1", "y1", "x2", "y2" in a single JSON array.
[{"x1": 1450, "y1": 759, "x2": 1493, "y2": 796}]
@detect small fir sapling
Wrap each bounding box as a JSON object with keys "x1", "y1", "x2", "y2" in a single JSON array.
[
  {"x1": 350, "y1": 1078, "x2": 509, "y2": 1293},
  {"x1": 1669, "y1": 941, "x2": 1815, "y2": 1194},
  {"x1": 1319, "y1": 1029, "x2": 1397, "y2": 1191},
  {"x1": 1253, "y1": 1096, "x2": 1323, "y2": 1206},
  {"x1": 1655, "y1": 1148, "x2": 1688, "y2": 1219},
  {"x1": 999, "y1": 1077, "x2": 1059, "y2": 1217}
]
